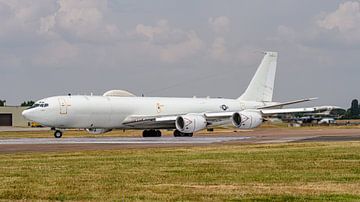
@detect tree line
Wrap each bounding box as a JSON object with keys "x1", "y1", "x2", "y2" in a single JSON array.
[
  {"x1": 0, "y1": 100, "x2": 35, "y2": 107},
  {"x1": 345, "y1": 99, "x2": 360, "y2": 119}
]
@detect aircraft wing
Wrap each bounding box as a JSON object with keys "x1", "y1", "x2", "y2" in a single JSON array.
[
  {"x1": 122, "y1": 111, "x2": 237, "y2": 129},
  {"x1": 122, "y1": 115, "x2": 178, "y2": 129},
  {"x1": 122, "y1": 106, "x2": 341, "y2": 129}
]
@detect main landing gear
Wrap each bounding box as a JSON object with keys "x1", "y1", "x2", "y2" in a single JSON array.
[
  {"x1": 142, "y1": 130, "x2": 162, "y2": 137},
  {"x1": 173, "y1": 130, "x2": 193, "y2": 137},
  {"x1": 54, "y1": 130, "x2": 63, "y2": 138}
]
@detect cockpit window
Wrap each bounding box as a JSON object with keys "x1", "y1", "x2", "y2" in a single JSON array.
[
  {"x1": 29, "y1": 104, "x2": 40, "y2": 109},
  {"x1": 29, "y1": 103, "x2": 49, "y2": 109}
]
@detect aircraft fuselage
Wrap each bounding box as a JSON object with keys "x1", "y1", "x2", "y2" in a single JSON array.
[{"x1": 22, "y1": 95, "x2": 274, "y2": 129}]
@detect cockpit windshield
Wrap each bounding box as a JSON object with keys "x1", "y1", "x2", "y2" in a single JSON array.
[{"x1": 29, "y1": 102, "x2": 49, "y2": 109}]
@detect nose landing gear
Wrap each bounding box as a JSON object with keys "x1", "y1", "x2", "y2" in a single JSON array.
[{"x1": 54, "y1": 130, "x2": 63, "y2": 138}]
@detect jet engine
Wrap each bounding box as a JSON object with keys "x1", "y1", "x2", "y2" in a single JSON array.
[
  {"x1": 86, "y1": 128, "x2": 112, "y2": 134},
  {"x1": 231, "y1": 111, "x2": 263, "y2": 129},
  {"x1": 175, "y1": 114, "x2": 207, "y2": 133}
]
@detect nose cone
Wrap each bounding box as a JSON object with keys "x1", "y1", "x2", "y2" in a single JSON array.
[
  {"x1": 22, "y1": 109, "x2": 35, "y2": 121},
  {"x1": 22, "y1": 110, "x2": 29, "y2": 119},
  {"x1": 22, "y1": 107, "x2": 53, "y2": 127}
]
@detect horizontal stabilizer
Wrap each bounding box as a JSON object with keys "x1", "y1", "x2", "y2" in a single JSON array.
[
  {"x1": 258, "y1": 97, "x2": 318, "y2": 109},
  {"x1": 261, "y1": 106, "x2": 342, "y2": 115}
]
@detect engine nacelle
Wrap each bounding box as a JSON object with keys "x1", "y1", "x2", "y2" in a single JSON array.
[
  {"x1": 86, "y1": 128, "x2": 112, "y2": 134},
  {"x1": 175, "y1": 114, "x2": 207, "y2": 133},
  {"x1": 231, "y1": 111, "x2": 263, "y2": 129}
]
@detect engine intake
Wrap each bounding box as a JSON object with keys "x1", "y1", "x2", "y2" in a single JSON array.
[
  {"x1": 175, "y1": 114, "x2": 207, "y2": 133},
  {"x1": 231, "y1": 111, "x2": 262, "y2": 129}
]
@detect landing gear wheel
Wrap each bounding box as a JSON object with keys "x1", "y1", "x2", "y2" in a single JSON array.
[
  {"x1": 173, "y1": 130, "x2": 180, "y2": 137},
  {"x1": 142, "y1": 130, "x2": 149, "y2": 137},
  {"x1": 54, "y1": 130, "x2": 63, "y2": 138},
  {"x1": 173, "y1": 130, "x2": 193, "y2": 137},
  {"x1": 155, "y1": 130, "x2": 162, "y2": 137},
  {"x1": 142, "y1": 130, "x2": 162, "y2": 137}
]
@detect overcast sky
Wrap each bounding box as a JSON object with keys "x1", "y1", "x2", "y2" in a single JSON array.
[{"x1": 0, "y1": 0, "x2": 359, "y2": 108}]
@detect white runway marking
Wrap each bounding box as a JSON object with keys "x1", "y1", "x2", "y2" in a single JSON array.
[{"x1": 0, "y1": 136, "x2": 250, "y2": 145}]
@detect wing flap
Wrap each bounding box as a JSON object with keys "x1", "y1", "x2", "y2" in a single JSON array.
[{"x1": 122, "y1": 115, "x2": 177, "y2": 129}]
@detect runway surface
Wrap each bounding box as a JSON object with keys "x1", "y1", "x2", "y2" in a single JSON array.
[
  {"x1": 0, "y1": 128, "x2": 359, "y2": 153},
  {"x1": 0, "y1": 126, "x2": 50, "y2": 132},
  {"x1": 0, "y1": 136, "x2": 249, "y2": 145}
]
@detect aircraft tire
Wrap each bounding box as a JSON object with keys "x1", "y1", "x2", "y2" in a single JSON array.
[
  {"x1": 54, "y1": 130, "x2": 62, "y2": 138},
  {"x1": 173, "y1": 130, "x2": 180, "y2": 137},
  {"x1": 142, "y1": 130, "x2": 149, "y2": 137},
  {"x1": 173, "y1": 130, "x2": 193, "y2": 137},
  {"x1": 156, "y1": 130, "x2": 162, "y2": 137},
  {"x1": 143, "y1": 130, "x2": 161, "y2": 137}
]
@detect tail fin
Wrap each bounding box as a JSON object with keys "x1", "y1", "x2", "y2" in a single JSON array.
[{"x1": 238, "y1": 51, "x2": 278, "y2": 102}]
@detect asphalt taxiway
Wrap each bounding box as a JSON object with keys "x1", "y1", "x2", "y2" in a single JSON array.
[
  {"x1": 0, "y1": 136, "x2": 252, "y2": 153},
  {"x1": 0, "y1": 128, "x2": 359, "y2": 153},
  {"x1": 0, "y1": 136, "x2": 249, "y2": 145}
]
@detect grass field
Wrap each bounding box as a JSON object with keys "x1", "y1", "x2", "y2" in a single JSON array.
[{"x1": 0, "y1": 142, "x2": 360, "y2": 201}]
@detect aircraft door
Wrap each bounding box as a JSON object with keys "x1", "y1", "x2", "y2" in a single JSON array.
[{"x1": 58, "y1": 98, "x2": 68, "y2": 114}]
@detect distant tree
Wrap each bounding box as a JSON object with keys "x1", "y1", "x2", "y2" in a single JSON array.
[
  {"x1": 330, "y1": 108, "x2": 346, "y2": 118},
  {"x1": 350, "y1": 99, "x2": 360, "y2": 118},
  {"x1": 21, "y1": 101, "x2": 35, "y2": 107},
  {"x1": 345, "y1": 99, "x2": 360, "y2": 119},
  {"x1": 0, "y1": 100, "x2": 6, "y2": 106}
]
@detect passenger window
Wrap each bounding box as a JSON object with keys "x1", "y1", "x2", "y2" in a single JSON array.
[{"x1": 44, "y1": 104, "x2": 49, "y2": 107}]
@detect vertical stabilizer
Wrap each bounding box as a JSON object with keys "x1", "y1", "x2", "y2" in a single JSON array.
[{"x1": 238, "y1": 52, "x2": 278, "y2": 102}]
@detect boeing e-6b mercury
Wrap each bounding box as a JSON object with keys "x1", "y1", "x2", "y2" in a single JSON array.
[{"x1": 22, "y1": 52, "x2": 338, "y2": 138}]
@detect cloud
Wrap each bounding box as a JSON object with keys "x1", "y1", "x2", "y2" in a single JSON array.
[
  {"x1": 31, "y1": 40, "x2": 78, "y2": 67},
  {"x1": 277, "y1": 25, "x2": 297, "y2": 41},
  {"x1": 135, "y1": 20, "x2": 169, "y2": 41},
  {"x1": 208, "y1": 37, "x2": 260, "y2": 66},
  {"x1": 317, "y1": 1, "x2": 360, "y2": 42},
  {"x1": 210, "y1": 37, "x2": 228, "y2": 62},
  {"x1": 0, "y1": 0, "x2": 55, "y2": 45},
  {"x1": 208, "y1": 16, "x2": 230, "y2": 34},
  {"x1": 159, "y1": 31, "x2": 202, "y2": 63},
  {"x1": 0, "y1": 0, "x2": 122, "y2": 69},
  {"x1": 39, "y1": 0, "x2": 120, "y2": 43},
  {"x1": 133, "y1": 20, "x2": 203, "y2": 63}
]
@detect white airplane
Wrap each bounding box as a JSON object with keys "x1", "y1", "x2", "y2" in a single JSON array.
[{"x1": 22, "y1": 52, "x2": 338, "y2": 138}]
